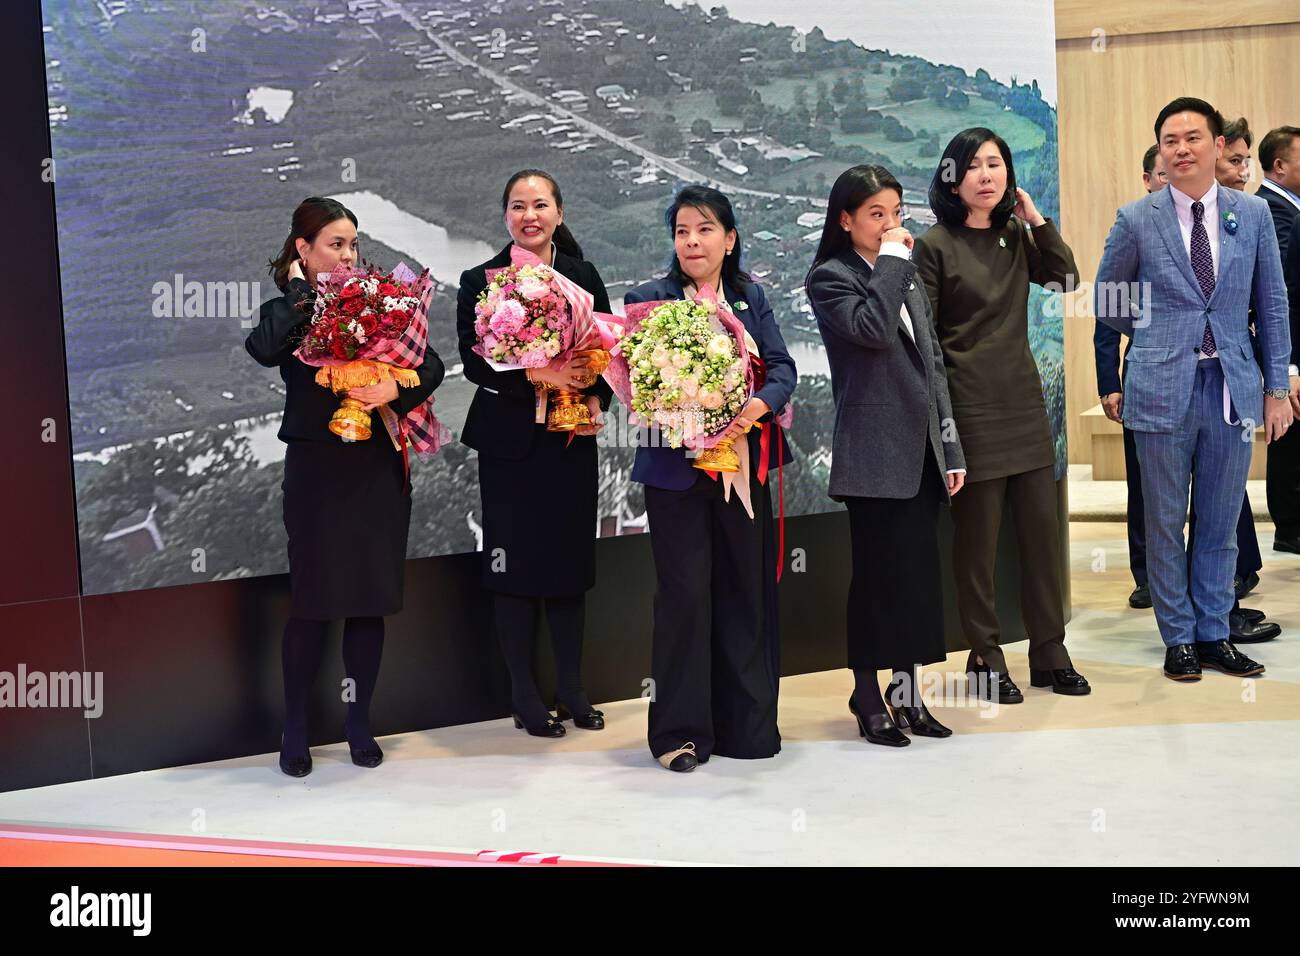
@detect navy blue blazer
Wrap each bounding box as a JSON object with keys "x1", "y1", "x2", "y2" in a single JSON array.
[
  {"x1": 623, "y1": 275, "x2": 797, "y2": 491},
  {"x1": 1092, "y1": 319, "x2": 1129, "y2": 398}
]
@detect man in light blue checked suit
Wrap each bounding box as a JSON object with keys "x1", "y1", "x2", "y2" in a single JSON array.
[{"x1": 1096, "y1": 97, "x2": 1293, "y2": 682}]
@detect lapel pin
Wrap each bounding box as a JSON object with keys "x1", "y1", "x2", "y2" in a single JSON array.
[{"x1": 998, "y1": 236, "x2": 1007, "y2": 248}]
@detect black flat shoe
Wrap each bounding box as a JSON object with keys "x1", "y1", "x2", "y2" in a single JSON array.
[
  {"x1": 885, "y1": 699, "x2": 952, "y2": 738},
  {"x1": 555, "y1": 702, "x2": 605, "y2": 730},
  {"x1": 1029, "y1": 666, "x2": 1092, "y2": 695},
  {"x1": 848, "y1": 698, "x2": 909, "y2": 747},
  {"x1": 348, "y1": 742, "x2": 384, "y2": 768},
  {"x1": 1164, "y1": 644, "x2": 1202, "y2": 681},
  {"x1": 1128, "y1": 584, "x2": 1152, "y2": 609},
  {"x1": 278, "y1": 734, "x2": 312, "y2": 777},
  {"x1": 513, "y1": 713, "x2": 566, "y2": 737},
  {"x1": 1229, "y1": 610, "x2": 1280, "y2": 644},
  {"x1": 1235, "y1": 571, "x2": 1260, "y2": 600},
  {"x1": 967, "y1": 661, "x2": 1024, "y2": 704},
  {"x1": 1195, "y1": 640, "x2": 1265, "y2": 677}
]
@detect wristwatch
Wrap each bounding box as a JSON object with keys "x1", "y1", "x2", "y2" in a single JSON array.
[{"x1": 1264, "y1": 387, "x2": 1290, "y2": 400}]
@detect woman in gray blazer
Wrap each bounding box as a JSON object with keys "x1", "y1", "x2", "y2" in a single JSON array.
[{"x1": 806, "y1": 165, "x2": 966, "y2": 747}]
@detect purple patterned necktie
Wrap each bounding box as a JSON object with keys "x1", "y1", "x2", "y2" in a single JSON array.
[{"x1": 1190, "y1": 200, "x2": 1217, "y2": 356}]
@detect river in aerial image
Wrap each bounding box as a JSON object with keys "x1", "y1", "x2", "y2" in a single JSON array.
[{"x1": 327, "y1": 190, "x2": 497, "y2": 285}]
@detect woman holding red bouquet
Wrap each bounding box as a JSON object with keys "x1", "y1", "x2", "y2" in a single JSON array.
[
  {"x1": 456, "y1": 169, "x2": 613, "y2": 737},
  {"x1": 625, "y1": 185, "x2": 797, "y2": 772},
  {"x1": 247, "y1": 196, "x2": 445, "y2": 777}
]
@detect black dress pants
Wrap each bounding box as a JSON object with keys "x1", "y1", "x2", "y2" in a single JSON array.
[{"x1": 643, "y1": 473, "x2": 780, "y2": 762}]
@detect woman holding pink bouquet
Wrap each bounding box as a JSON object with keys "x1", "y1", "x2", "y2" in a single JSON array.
[
  {"x1": 246, "y1": 197, "x2": 445, "y2": 777},
  {"x1": 456, "y1": 169, "x2": 613, "y2": 738},
  {"x1": 624, "y1": 185, "x2": 797, "y2": 772}
]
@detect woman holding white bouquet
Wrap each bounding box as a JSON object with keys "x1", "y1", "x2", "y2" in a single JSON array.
[
  {"x1": 456, "y1": 169, "x2": 613, "y2": 738},
  {"x1": 624, "y1": 185, "x2": 797, "y2": 772}
]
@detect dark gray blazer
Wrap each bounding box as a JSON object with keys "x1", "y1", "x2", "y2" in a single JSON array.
[{"x1": 807, "y1": 248, "x2": 965, "y2": 501}]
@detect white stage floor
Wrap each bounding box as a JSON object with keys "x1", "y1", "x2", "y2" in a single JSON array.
[{"x1": 2, "y1": 522, "x2": 1297, "y2": 866}]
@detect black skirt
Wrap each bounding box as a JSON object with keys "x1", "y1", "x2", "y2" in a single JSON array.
[
  {"x1": 477, "y1": 425, "x2": 598, "y2": 596},
  {"x1": 282, "y1": 433, "x2": 411, "y2": 621},
  {"x1": 843, "y1": 449, "x2": 947, "y2": 671}
]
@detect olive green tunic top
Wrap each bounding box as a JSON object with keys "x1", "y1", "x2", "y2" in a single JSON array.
[{"x1": 914, "y1": 217, "x2": 1077, "y2": 482}]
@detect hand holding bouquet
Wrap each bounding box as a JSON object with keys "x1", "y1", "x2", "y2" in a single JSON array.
[
  {"x1": 607, "y1": 284, "x2": 754, "y2": 472},
  {"x1": 293, "y1": 261, "x2": 448, "y2": 459},
  {"x1": 473, "y1": 246, "x2": 614, "y2": 431}
]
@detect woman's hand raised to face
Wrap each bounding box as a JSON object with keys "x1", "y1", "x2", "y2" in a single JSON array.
[
  {"x1": 881, "y1": 227, "x2": 914, "y2": 251},
  {"x1": 287, "y1": 258, "x2": 307, "y2": 283},
  {"x1": 1013, "y1": 188, "x2": 1046, "y2": 227}
]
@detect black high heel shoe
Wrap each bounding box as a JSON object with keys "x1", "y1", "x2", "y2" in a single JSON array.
[
  {"x1": 848, "y1": 697, "x2": 909, "y2": 747},
  {"x1": 278, "y1": 733, "x2": 312, "y2": 777},
  {"x1": 512, "y1": 712, "x2": 566, "y2": 737},
  {"x1": 555, "y1": 702, "x2": 605, "y2": 730},
  {"x1": 884, "y1": 697, "x2": 953, "y2": 738}
]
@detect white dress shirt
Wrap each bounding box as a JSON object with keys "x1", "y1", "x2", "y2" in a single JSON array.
[
  {"x1": 1169, "y1": 182, "x2": 1220, "y2": 278},
  {"x1": 1259, "y1": 177, "x2": 1300, "y2": 215},
  {"x1": 1169, "y1": 184, "x2": 1221, "y2": 361}
]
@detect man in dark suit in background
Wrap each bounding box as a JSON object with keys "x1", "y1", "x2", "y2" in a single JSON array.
[
  {"x1": 1093, "y1": 142, "x2": 1278, "y2": 640},
  {"x1": 1094, "y1": 145, "x2": 1164, "y2": 609},
  {"x1": 1256, "y1": 126, "x2": 1300, "y2": 553}
]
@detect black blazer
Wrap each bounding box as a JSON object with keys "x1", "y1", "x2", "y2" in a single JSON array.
[
  {"x1": 807, "y1": 248, "x2": 964, "y2": 501},
  {"x1": 456, "y1": 243, "x2": 613, "y2": 459},
  {"x1": 1256, "y1": 181, "x2": 1299, "y2": 263},
  {"x1": 245, "y1": 277, "x2": 445, "y2": 443}
]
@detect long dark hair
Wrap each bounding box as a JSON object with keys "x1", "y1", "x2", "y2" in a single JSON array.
[
  {"x1": 808, "y1": 164, "x2": 904, "y2": 279},
  {"x1": 664, "y1": 184, "x2": 751, "y2": 291},
  {"x1": 501, "y1": 168, "x2": 584, "y2": 260},
  {"x1": 268, "y1": 196, "x2": 357, "y2": 291},
  {"x1": 928, "y1": 127, "x2": 1018, "y2": 229}
]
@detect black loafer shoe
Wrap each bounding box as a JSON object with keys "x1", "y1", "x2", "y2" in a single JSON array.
[
  {"x1": 1229, "y1": 610, "x2": 1280, "y2": 644},
  {"x1": 555, "y1": 702, "x2": 605, "y2": 730},
  {"x1": 1030, "y1": 666, "x2": 1092, "y2": 695},
  {"x1": 1128, "y1": 584, "x2": 1152, "y2": 609},
  {"x1": 968, "y1": 661, "x2": 1024, "y2": 704},
  {"x1": 1272, "y1": 535, "x2": 1300, "y2": 555},
  {"x1": 1237, "y1": 607, "x2": 1267, "y2": 625},
  {"x1": 1235, "y1": 571, "x2": 1260, "y2": 600},
  {"x1": 849, "y1": 698, "x2": 909, "y2": 746},
  {"x1": 1195, "y1": 640, "x2": 1265, "y2": 677},
  {"x1": 513, "y1": 713, "x2": 566, "y2": 737},
  {"x1": 1164, "y1": 644, "x2": 1202, "y2": 681}
]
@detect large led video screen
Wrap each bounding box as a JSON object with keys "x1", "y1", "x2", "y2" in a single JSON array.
[{"x1": 41, "y1": 0, "x2": 1064, "y2": 594}]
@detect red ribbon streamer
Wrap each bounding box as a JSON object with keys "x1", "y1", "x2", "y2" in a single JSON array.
[{"x1": 703, "y1": 421, "x2": 785, "y2": 583}]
